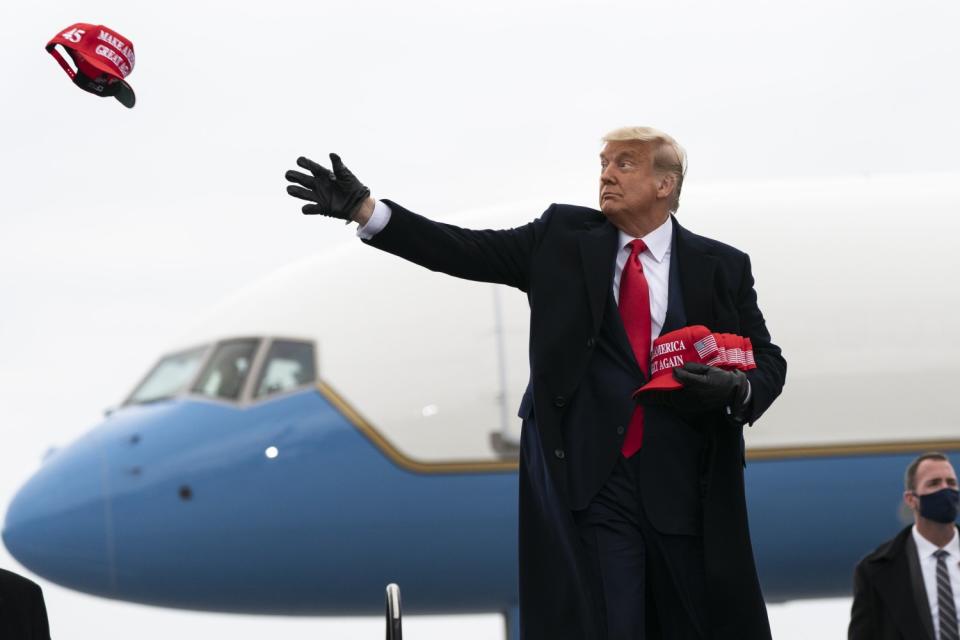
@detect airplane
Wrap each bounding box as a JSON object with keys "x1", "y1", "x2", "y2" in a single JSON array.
[{"x1": 4, "y1": 172, "x2": 959, "y2": 640}]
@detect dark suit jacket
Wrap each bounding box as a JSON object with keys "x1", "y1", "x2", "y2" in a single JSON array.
[
  {"x1": 0, "y1": 568, "x2": 51, "y2": 640},
  {"x1": 366, "y1": 201, "x2": 786, "y2": 639},
  {"x1": 849, "y1": 524, "x2": 960, "y2": 640}
]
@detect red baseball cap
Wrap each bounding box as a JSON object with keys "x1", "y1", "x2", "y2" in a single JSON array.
[
  {"x1": 46, "y1": 23, "x2": 136, "y2": 108},
  {"x1": 633, "y1": 325, "x2": 757, "y2": 395}
]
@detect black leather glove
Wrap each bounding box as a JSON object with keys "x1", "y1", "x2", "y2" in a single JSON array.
[
  {"x1": 640, "y1": 362, "x2": 750, "y2": 421},
  {"x1": 285, "y1": 153, "x2": 371, "y2": 222},
  {"x1": 671, "y1": 362, "x2": 748, "y2": 410}
]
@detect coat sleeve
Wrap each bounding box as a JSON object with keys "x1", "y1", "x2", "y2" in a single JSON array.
[
  {"x1": 737, "y1": 253, "x2": 787, "y2": 425},
  {"x1": 362, "y1": 200, "x2": 552, "y2": 292},
  {"x1": 848, "y1": 561, "x2": 876, "y2": 640}
]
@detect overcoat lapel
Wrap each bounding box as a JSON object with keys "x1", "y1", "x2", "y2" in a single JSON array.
[
  {"x1": 661, "y1": 219, "x2": 688, "y2": 334},
  {"x1": 673, "y1": 217, "x2": 718, "y2": 329},
  {"x1": 873, "y1": 532, "x2": 934, "y2": 640},
  {"x1": 578, "y1": 219, "x2": 647, "y2": 378},
  {"x1": 577, "y1": 219, "x2": 619, "y2": 335},
  {"x1": 906, "y1": 534, "x2": 936, "y2": 640}
]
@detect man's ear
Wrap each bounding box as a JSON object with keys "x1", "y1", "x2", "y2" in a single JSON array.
[
  {"x1": 656, "y1": 172, "x2": 677, "y2": 199},
  {"x1": 904, "y1": 490, "x2": 918, "y2": 511}
]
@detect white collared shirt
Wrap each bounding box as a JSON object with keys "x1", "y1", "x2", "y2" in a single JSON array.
[
  {"x1": 612, "y1": 216, "x2": 673, "y2": 346},
  {"x1": 912, "y1": 524, "x2": 960, "y2": 639}
]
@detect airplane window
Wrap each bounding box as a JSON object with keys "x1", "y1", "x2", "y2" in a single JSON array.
[
  {"x1": 127, "y1": 347, "x2": 207, "y2": 405},
  {"x1": 190, "y1": 339, "x2": 259, "y2": 401},
  {"x1": 254, "y1": 340, "x2": 316, "y2": 399}
]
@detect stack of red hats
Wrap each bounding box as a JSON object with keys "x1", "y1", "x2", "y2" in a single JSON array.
[{"x1": 633, "y1": 325, "x2": 756, "y2": 396}]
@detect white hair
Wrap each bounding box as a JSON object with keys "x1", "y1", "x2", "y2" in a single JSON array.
[{"x1": 602, "y1": 126, "x2": 687, "y2": 213}]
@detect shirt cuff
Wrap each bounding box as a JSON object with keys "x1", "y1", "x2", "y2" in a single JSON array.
[{"x1": 357, "y1": 200, "x2": 392, "y2": 240}]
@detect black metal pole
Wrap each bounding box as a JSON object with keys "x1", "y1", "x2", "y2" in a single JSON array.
[{"x1": 385, "y1": 583, "x2": 402, "y2": 640}]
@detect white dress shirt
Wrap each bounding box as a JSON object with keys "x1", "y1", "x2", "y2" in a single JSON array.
[
  {"x1": 613, "y1": 217, "x2": 673, "y2": 346},
  {"x1": 912, "y1": 524, "x2": 960, "y2": 639}
]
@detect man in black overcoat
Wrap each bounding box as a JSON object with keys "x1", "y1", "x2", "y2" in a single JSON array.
[
  {"x1": 849, "y1": 453, "x2": 960, "y2": 640},
  {"x1": 285, "y1": 126, "x2": 786, "y2": 639}
]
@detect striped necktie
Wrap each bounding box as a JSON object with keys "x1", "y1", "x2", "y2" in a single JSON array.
[{"x1": 935, "y1": 549, "x2": 959, "y2": 640}]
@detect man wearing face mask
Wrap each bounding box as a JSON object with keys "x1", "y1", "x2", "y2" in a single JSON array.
[{"x1": 849, "y1": 452, "x2": 960, "y2": 640}]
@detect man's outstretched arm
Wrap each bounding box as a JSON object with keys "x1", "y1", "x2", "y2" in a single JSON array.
[{"x1": 285, "y1": 153, "x2": 549, "y2": 292}]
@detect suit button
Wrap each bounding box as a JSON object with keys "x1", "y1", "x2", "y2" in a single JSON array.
[
  {"x1": 554, "y1": 449, "x2": 566, "y2": 459},
  {"x1": 553, "y1": 395, "x2": 567, "y2": 408},
  {"x1": 586, "y1": 337, "x2": 596, "y2": 348},
  {"x1": 616, "y1": 426, "x2": 625, "y2": 435}
]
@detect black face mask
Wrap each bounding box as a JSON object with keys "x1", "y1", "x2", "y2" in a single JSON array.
[{"x1": 914, "y1": 488, "x2": 960, "y2": 524}]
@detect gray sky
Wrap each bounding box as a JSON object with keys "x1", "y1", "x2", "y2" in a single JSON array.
[{"x1": 2, "y1": 0, "x2": 958, "y2": 636}]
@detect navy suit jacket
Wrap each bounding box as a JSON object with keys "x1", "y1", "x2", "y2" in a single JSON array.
[{"x1": 366, "y1": 201, "x2": 786, "y2": 639}]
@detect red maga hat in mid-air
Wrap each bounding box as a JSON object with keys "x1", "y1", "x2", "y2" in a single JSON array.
[
  {"x1": 633, "y1": 325, "x2": 757, "y2": 395},
  {"x1": 46, "y1": 23, "x2": 136, "y2": 108}
]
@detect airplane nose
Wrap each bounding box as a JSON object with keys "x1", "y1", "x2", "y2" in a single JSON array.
[{"x1": 2, "y1": 430, "x2": 116, "y2": 597}]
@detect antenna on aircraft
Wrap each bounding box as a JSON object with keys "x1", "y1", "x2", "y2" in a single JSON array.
[{"x1": 385, "y1": 583, "x2": 402, "y2": 640}]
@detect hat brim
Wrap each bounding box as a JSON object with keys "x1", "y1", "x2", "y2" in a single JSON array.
[
  {"x1": 632, "y1": 371, "x2": 684, "y2": 397},
  {"x1": 74, "y1": 54, "x2": 135, "y2": 108},
  {"x1": 113, "y1": 80, "x2": 135, "y2": 108}
]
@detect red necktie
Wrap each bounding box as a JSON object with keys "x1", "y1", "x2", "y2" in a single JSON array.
[{"x1": 619, "y1": 239, "x2": 651, "y2": 457}]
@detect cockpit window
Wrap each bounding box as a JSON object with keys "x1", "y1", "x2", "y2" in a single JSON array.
[
  {"x1": 254, "y1": 340, "x2": 316, "y2": 399},
  {"x1": 127, "y1": 347, "x2": 207, "y2": 405},
  {"x1": 191, "y1": 339, "x2": 259, "y2": 401}
]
